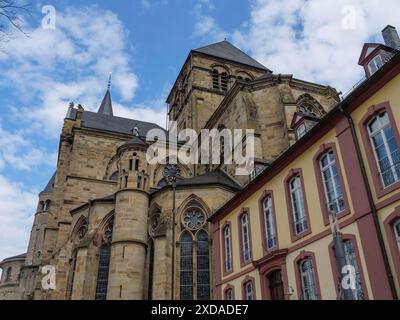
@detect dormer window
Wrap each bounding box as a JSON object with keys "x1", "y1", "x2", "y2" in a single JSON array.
[
  {"x1": 368, "y1": 55, "x2": 384, "y2": 75},
  {"x1": 291, "y1": 112, "x2": 319, "y2": 141},
  {"x1": 296, "y1": 123, "x2": 307, "y2": 139}
]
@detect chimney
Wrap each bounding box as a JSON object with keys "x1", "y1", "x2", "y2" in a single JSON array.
[{"x1": 382, "y1": 25, "x2": 400, "y2": 49}]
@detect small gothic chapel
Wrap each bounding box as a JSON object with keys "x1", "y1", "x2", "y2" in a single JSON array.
[{"x1": 0, "y1": 40, "x2": 339, "y2": 300}]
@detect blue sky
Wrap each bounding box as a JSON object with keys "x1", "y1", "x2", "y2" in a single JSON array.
[{"x1": 0, "y1": 0, "x2": 399, "y2": 261}]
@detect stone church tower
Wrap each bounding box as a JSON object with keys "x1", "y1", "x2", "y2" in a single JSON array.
[{"x1": 0, "y1": 40, "x2": 339, "y2": 300}]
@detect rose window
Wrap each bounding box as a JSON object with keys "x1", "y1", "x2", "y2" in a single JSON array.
[{"x1": 183, "y1": 208, "x2": 205, "y2": 230}]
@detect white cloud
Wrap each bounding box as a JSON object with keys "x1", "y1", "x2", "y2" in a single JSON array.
[
  {"x1": 233, "y1": 0, "x2": 400, "y2": 91},
  {"x1": 0, "y1": 5, "x2": 140, "y2": 137},
  {"x1": 0, "y1": 123, "x2": 56, "y2": 171},
  {"x1": 0, "y1": 175, "x2": 37, "y2": 262},
  {"x1": 192, "y1": 0, "x2": 227, "y2": 42}
]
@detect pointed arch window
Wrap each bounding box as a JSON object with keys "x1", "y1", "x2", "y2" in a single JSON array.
[
  {"x1": 197, "y1": 230, "x2": 210, "y2": 300},
  {"x1": 179, "y1": 203, "x2": 210, "y2": 300},
  {"x1": 67, "y1": 250, "x2": 78, "y2": 299},
  {"x1": 95, "y1": 220, "x2": 113, "y2": 300},
  {"x1": 180, "y1": 232, "x2": 193, "y2": 300}
]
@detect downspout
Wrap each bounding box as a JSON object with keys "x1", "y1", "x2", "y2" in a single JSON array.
[{"x1": 339, "y1": 105, "x2": 398, "y2": 300}]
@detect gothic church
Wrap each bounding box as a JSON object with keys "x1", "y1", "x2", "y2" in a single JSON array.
[{"x1": 0, "y1": 40, "x2": 339, "y2": 300}]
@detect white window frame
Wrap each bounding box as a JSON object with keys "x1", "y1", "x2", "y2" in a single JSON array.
[
  {"x1": 244, "y1": 281, "x2": 254, "y2": 300},
  {"x1": 225, "y1": 288, "x2": 233, "y2": 300},
  {"x1": 241, "y1": 214, "x2": 251, "y2": 263},
  {"x1": 394, "y1": 220, "x2": 400, "y2": 246},
  {"x1": 296, "y1": 123, "x2": 307, "y2": 139},
  {"x1": 368, "y1": 112, "x2": 400, "y2": 188},
  {"x1": 224, "y1": 226, "x2": 232, "y2": 272},
  {"x1": 289, "y1": 177, "x2": 308, "y2": 235},
  {"x1": 368, "y1": 55, "x2": 384, "y2": 75},
  {"x1": 263, "y1": 196, "x2": 277, "y2": 250},
  {"x1": 320, "y1": 151, "x2": 345, "y2": 215},
  {"x1": 299, "y1": 258, "x2": 318, "y2": 300}
]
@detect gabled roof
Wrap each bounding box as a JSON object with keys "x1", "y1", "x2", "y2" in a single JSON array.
[
  {"x1": 290, "y1": 112, "x2": 319, "y2": 129},
  {"x1": 358, "y1": 43, "x2": 396, "y2": 65},
  {"x1": 193, "y1": 40, "x2": 270, "y2": 72}
]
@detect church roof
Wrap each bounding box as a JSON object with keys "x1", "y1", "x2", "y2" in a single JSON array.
[
  {"x1": 176, "y1": 170, "x2": 241, "y2": 190},
  {"x1": 78, "y1": 110, "x2": 166, "y2": 137},
  {"x1": 118, "y1": 136, "x2": 147, "y2": 153},
  {"x1": 0, "y1": 253, "x2": 26, "y2": 267},
  {"x1": 40, "y1": 171, "x2": 56, "y2": 194},
  {"x1": 193, "y1": 40, "x2": 270, "y2": 71},
  {"x1": 97, "y1": 89, "x2": 113, "y2": 116}
]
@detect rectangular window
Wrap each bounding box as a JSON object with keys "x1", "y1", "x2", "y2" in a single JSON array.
[
  {"x1": 368, "y1": 55, "x2": 384, "y2": 75},
  {"x1": 135, "y1": 159, "x2": 139, "y2": 171},
  {"x1": 263, "y1": 196, "x2": 277, "y2": 250},
  {"x1": 129, "y1": 159, "x2": 133, "y2": 171},
  {"x1": 300, "y1": 258, "x2": 318, "y2": 300},
  {"x1": 343, "y1": 241, "x2": 364, "y2": 300},
  {"x1": 244, "y1": 282, "x2": 254, "y2": 300},
  {"x1": 320, "y1": 151, "x2": 346, "y2": 215},
  {"x1": 296, "y1": 123, "x2": 307, "y2": 139},
  {"x1": 368, "y1": 112, "x2": 400, "y2": 188},
  {"x1": 224, "y1": 226, "x2": 232, "y2": 272},
  {"x1": 289, "y1": 177, "x2": 308, "y2": 235},
  {"x1": 225, "y1": 288, "x2": 233, "y2": 300},
  {"x1": 241, "y1": 214, "x2": 251, "y2": 263},
  {"x1": 395, "y1": 221, "x2": 400, "y2": 244}
]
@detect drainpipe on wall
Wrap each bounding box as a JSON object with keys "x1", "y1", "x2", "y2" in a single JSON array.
[{"x1": 339, "y1": 106, "x2": 398, "y2": 300}]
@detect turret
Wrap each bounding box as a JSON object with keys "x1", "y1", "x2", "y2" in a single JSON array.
[{"x1": 107, "y1": 136, "x2": 150, "y2": 299}]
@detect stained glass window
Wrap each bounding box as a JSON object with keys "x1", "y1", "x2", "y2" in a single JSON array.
[
  {"x1": 67, "y1": 250, "x2": 77, "y2": 299},
  {"x1": 95, "y1": 220, "x2": 113, "y2": 300},
  {"x1": 197, "y1": 231, "x2": 210, "y2": 300},
  {"x1": 180, "y1": 232, "x2": 193, "y2": 300},
  {"x1": 183, "y1": 208, "x2": 205, "y2": 230}
]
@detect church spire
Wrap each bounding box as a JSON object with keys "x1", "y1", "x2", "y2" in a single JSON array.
[{"x1": 98, "y1": 72, "x2": 113, "y2": 116}]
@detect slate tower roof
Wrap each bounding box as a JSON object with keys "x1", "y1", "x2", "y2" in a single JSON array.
[
  {"x1": 193, "y1": 40, "x2": 270, "y2": 71},
  {"x1": 97, "y1": 73, "x2": 113, "y2": 116}
]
